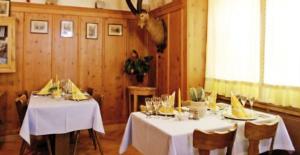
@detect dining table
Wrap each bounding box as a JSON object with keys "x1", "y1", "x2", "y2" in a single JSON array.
[
  {"x1": 19, "y1": 94, "x2": 105, "y2": 155},
  {"x1": 119, "y1": 103, "x2": 295, "y2": 155}
]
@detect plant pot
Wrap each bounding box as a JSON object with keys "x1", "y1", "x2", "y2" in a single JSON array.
[
  {"x1": 190, "y1": 101, "x2": 208, "y2": 118},
  {"x1": 136, "y1": 74, "x2": 144, "y2": 83}
]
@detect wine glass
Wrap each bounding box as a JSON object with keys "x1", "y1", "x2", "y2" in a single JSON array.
[
  {"x1": 145, "y1": 97, "x2": 153, "y2": 118},
  {"x1": 161, "y1": 95, "x2": 169, "y2": 117},
  {"x1": 153, "y1": 97, "x2": 161, "y2": 115},
  {"x1": 240, "y1": 96, "x2": 247, "y2": 107},
  {"x1": 248, "y1": 97, "x2": 255, "y2": 116}
]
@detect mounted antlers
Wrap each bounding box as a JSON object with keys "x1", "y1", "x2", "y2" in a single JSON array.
[{"x1": 126, "y1": 0, "x2": 167, "y2": 53}]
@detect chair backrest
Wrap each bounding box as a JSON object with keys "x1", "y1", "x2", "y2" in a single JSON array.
[
  {"x1": 193, "y1": 124, "x2": 238, "y2": 155},
  {"x1": 87, "y1": 87, "x2": 94, "y2": 96},
  {"x1": 245, "y1": 119, "x2": 279, "y2": 155},
  {"x1": 15, "y1": 94, "x2": 28, "y2": 126}
]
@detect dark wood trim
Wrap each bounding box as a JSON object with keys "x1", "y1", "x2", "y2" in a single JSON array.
[
  {"x1": 217, "y1": 95, "x2": 300, "y2": 117},
  {"x1": 11, "y1": 2, "x2": 135, "y2": 19}
]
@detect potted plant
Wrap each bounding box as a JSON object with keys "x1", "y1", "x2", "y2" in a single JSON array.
[
  {"x1": 124, "y1": 50, "x2": 153, "y2": 83},
  {"x1": 189, "y1": 87, "x2": 207, "y2": 118}
]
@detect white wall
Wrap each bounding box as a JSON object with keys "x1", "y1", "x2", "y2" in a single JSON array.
[{"x1": 11, "y1": 0, "x2": 172, "y2": 11}]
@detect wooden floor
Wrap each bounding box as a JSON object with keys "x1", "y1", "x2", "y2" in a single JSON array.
[{"x1": 0, "y1": 123, "x2": 141, "y2": 155}]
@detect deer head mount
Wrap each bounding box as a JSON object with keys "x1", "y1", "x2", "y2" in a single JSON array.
[{"x1": 126, "y1": 0, "x2": 167, "y2": 53}]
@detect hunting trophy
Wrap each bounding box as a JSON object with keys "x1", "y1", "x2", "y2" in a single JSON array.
[{"x1": 126, "y1": 0, "x2": 167, "y2": 52}]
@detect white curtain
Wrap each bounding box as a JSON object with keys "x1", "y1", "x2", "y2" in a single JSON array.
[
  {"x1": 205, "y1": 0, "x2": 300, "y2": 108},
  {"x1": 264, "y1": 0, "x2": 300, "y2": 87},
  {"x1": 206, "y1": 0, "x2": 260, "y2": 83}
]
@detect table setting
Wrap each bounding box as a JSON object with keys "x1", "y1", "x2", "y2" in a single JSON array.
[
  {"x1": 19, "y1": 77, "x2": 105, "y2": 148},
  {"x1": 119, "y1": 88, "x2": 295, "y2": 155}
]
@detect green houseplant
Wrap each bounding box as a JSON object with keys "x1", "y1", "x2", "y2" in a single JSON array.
[{"x1": 124, "y1": 50, "x2": 153, "y2": 83}]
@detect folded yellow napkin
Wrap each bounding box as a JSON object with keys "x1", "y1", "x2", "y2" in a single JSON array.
[
  {"x1": 52, "y1": 80, "x2": 62, "y2": 98},
  {"x1": 208, "y1": 92, "x2": 219, "y2": 111},
  {"x1": 169, "y1": 91, "x2": 176, "y2": 105},
  {"x1": 37, "y1": 79, "x2": 53, "y2": 95},
  {"x1": 231, "y1": 94, "x2": 248, "y2": 118},
  {"x1": 70, "y1": 80, "x2": 87, "y2": 100}
]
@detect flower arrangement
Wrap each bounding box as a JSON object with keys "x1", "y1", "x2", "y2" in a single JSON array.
[{"x1": 124, "y1": 50, "x2": 153, "y2": 82}]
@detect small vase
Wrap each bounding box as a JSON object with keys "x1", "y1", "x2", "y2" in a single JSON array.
[{"x1": 136, "y1": 74, "x2": 144, "y2": 83}]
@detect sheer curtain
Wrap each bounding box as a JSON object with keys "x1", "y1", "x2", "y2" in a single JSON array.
[
  {"x1": 205, "y1": 0, "x2": 260, "y2": 97},
  {"x1": 261, "y1": 0, "x2": 300, "y2": 107},
  {"x1": 205, "y1": 0, "x2": 300, "y2": 108}
]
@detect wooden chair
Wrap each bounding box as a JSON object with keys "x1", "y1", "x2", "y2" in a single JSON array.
[
  {"x1": 193, "y1": 124, "x2": 238, "y2": 155},
  {"x1": 245, "y1": 118, "x2": 279, "y2": 155},
  {"x1": 73, "y1": 87, "x2": 104, "y2": 155},
  {"x1": 15, "y1": 92, "x2": 53, "y2": 155}
]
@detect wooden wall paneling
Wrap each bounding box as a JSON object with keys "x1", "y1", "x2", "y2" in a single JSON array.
[
  {"x1": 0, "y1": 12, "x2": 24, "y2": 134},
  {"x1": 52, "y1": 15, "x2": 79, "y2": 83},
  {"x1": 78, "y1": 16, "x2": 103, "y2": 95},
  {"x1": 168, "y1": 9, "x2": 183, "y2": 96},
  {"x1": 102, "y1": 18, "x2": 128, "y2": 123},
  {"x1": 23, "y1": 13, "x2": 52, "y2": 92},
  {"x1": 156, "y1": 15, "x2": 170, "y2": 95},
  {"x1": 187, "y1": 0, "x2": 208, "y2": 88},
  {"x1": 127, "y1": 20, "x2": 152, "y2": 87}
]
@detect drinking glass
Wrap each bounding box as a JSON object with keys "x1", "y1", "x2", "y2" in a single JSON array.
[
  {"x1": 145, "y1": 97, "x2": 153, "y2": 118},
  {"x1": 248, "y1": 97, "x2": 255, "y2": 116},
  {"x1": 153, "y1": 97, "x2": 161, "y2": 115},
  {"x1": 240, "y1": 96, "x2": 247, "y2": 107},
  {"x1": 161, "y1": 95, "x2": 169, "y2": 117}
]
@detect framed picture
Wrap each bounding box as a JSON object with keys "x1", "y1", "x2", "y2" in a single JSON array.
[
  {"x1": 0, "y1": 26, "x2": 7, "y2": 39},
  {"x1": 86, "y1": 23, "x2": 98, "y2": 39},
  {"x1": 0, "y1": 17, "x2": 16, "y2": 73},
  {"x1": 61, "y1": 20, "x2": 73, "y2": 38},
  {"x1": 0, "y1": 1, "x2": 9, "y2": 17},
  {"x1": 108, "y1": 24, "x2": 122, "y2": 36},
  {"x1": 30, "y1": 20, "x2": 48, "y2": 34}
]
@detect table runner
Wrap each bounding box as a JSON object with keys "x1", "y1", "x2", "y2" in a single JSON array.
[
  {"x1": 119, "y1": 106, "x2": 294, "y2": 155},
  {"x1": 20, "y1": 95, "x2": 105, "y2": 144}
]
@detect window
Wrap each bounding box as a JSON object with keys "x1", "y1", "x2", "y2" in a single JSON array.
[{"x1": 205, "y1": 0, "x2": 300, "y2": 108}]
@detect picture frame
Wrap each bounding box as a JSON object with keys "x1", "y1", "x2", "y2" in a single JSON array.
[
  {"x1": 0, "y1": 17, "x2": 16, "y2": 73},
  {"x1": 61, "y1": 20, "x2": 73, "y2": 38},
  {"x1": 0, "y1": 1, "x2": 9, "y2": 17},
  {"x1": 30, "y1": 20, "x2": 48, "y2": 34},
  {"x1": 86, "y1": 23, "x2": 98, "y2": 39},
  {"x1": 108, "y1": 24, "x2": 122, "y2": 36}
]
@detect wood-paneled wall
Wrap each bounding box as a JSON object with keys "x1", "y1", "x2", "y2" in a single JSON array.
[
  {"x1": 0, "y1": 2, "x2": 149, "y2": 135},
  {"x1": 150, "y1": 1, "x2": 187, "y2": 98}
]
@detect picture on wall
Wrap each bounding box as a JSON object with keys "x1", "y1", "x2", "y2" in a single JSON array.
[
  {"x1": 0, "y1": 0, "x2": 9, "y2": 17},
  {"x1": 61, "y1": 20, "x2": 73, "y2": 38},
  {"x1": 0, "y1": 26, "x2": 8, "y2": 64},
  {"x1": 108, "y1": 24, "x2": 122, "y2": 36},
  {"x1": 86, "y1": 23, "x2": 98, "y2": 39},
  {"x1": 30, "y1": 20, "x2": 48, "y2": 34},
  {"x1": 0, "y1": 18, "x2": 16, "y2": 73}
]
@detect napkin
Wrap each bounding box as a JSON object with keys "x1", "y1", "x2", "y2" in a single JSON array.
[
  {"x1": 52, "y1": 80, "x2": 62, "y2": 98},
  {"x1": 170, "y1": 91, "x2": 176, "y2": 105},
  {"x1": 231, "y1": 94, "x2": 248, "y2": 118},
  {"x1": 208, "y1": 92, "x2": 219, "y2": 111},
  {"x1": 70, "y1": 80, "x2": 88, "y2": 100},
  {"x1": 37, "y1": 79, "x2": 53, "y2": 95}
]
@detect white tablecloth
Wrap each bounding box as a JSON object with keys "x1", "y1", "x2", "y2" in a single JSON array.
[
  {"x1": 20, "y1": 95, "x2": 105, "y2": 144},
  {"x1": 119, "y1": 105, "x2": 294, "y2": 155}
]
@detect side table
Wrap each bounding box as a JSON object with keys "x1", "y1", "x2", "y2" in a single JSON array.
[{"x1": 127, "y1": 86, "x2": 156, "y2": 114}]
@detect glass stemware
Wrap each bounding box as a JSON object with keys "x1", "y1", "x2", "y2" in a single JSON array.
[
  {"x1": 161, "y1": 95, "x2": 169, "y2": 117},
  {"x1": 145, "y1": 97, "x2": 153, "y2": 118},
  {"x1": 153, "y1": 97, "x2": 161, "y2": 115},
  {"x1": 248, "y1": 97, "x2": 255, "y2": 116},
  {"x1": 240, "y1": 96, "x2": 247, "y2": 107}
]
